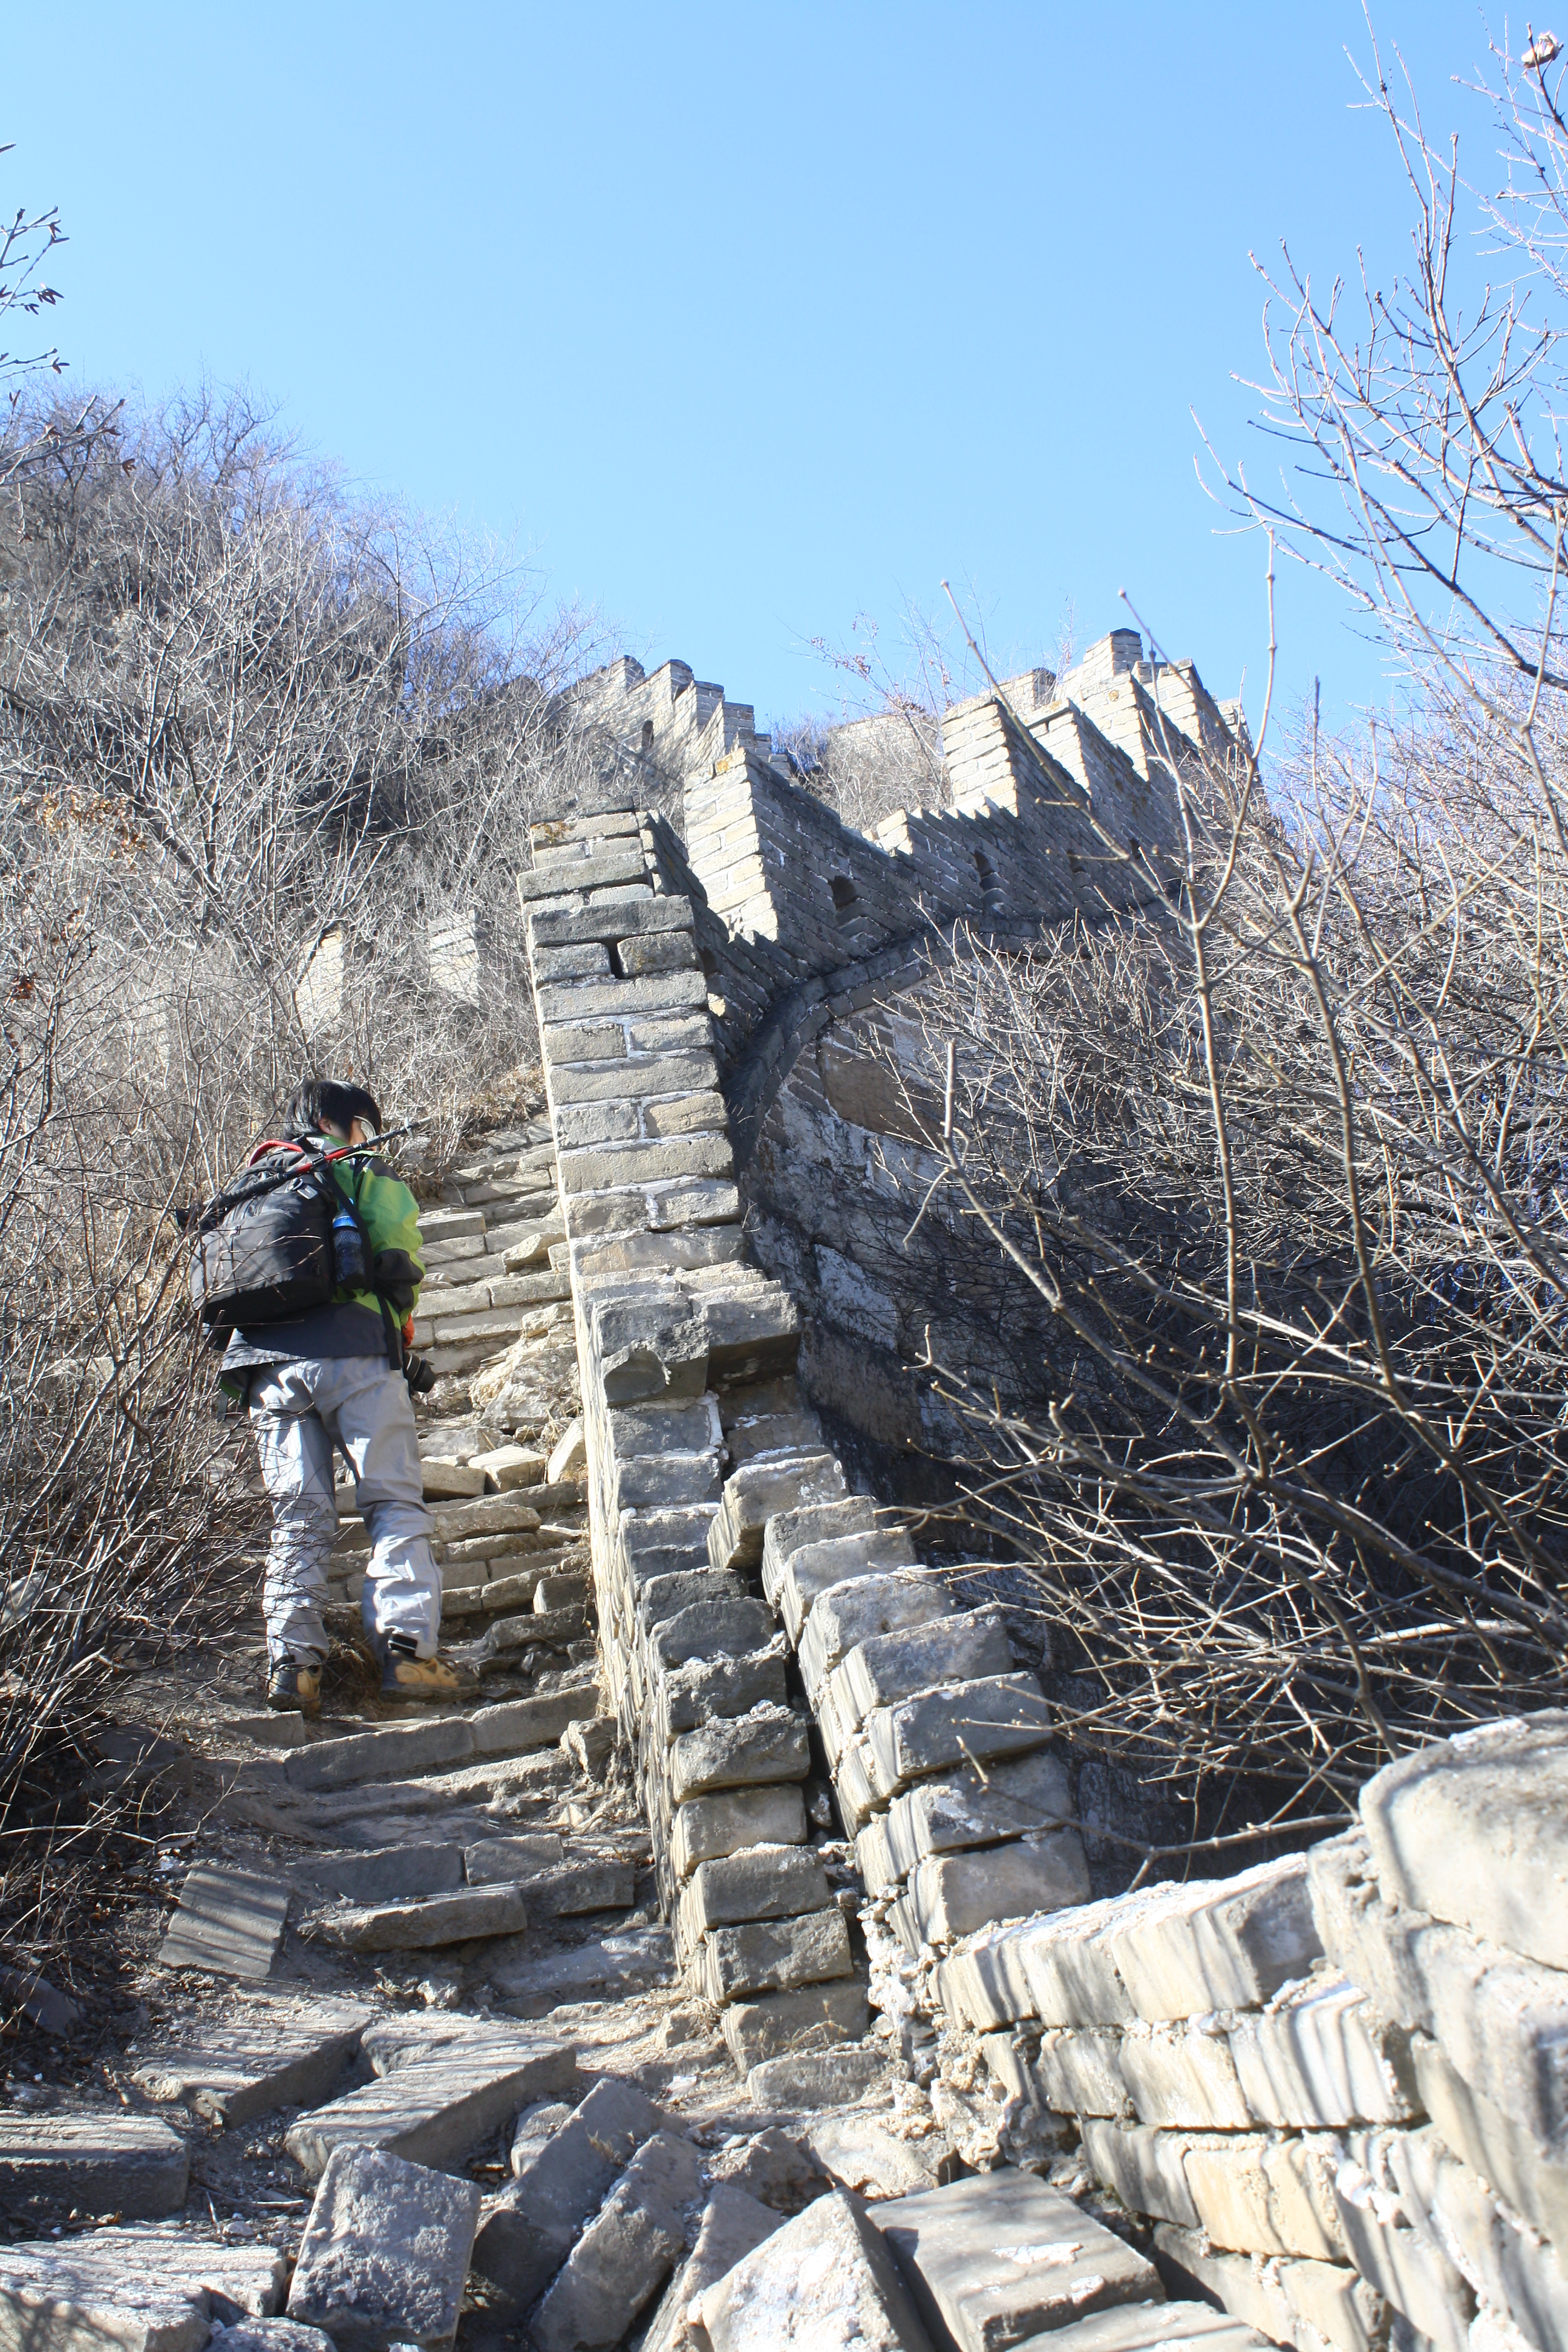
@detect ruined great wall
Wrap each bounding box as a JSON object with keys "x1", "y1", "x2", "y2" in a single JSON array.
[{"x1": 1, "y1": 633, "x2": 1563, "y2": 2352}]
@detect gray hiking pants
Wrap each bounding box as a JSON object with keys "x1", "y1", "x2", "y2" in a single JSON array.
[{"x1": 248, "y1": 1356, "x2": 441, "y2": 1665}]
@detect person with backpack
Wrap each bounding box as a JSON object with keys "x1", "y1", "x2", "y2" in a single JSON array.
[{"x1": 206, "y1": 1079, "x2": 467, "y2": 1717}]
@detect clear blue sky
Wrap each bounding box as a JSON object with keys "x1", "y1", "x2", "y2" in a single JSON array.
[{"x1": 3, "y1": 2, "x2": 1521, "y2": 741}]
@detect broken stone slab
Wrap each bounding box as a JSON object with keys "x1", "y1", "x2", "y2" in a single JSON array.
[
  {"x1": 472, "y1": 2076, "x2": 668, "y2": 2308},
  {"x1": 699, "y1": 2186, "x2": 935, "y2": 2351},
  {"x1": 706, "y1": 1453, "x2": 848, "y2": 1573},
  {"x1": 678, "y1": 1844, "x2": 830, "y2": 1941},
  {"x1": 870, "y1": 2169, "x2": 1161, "y2": 2352},
  {"x1": 884, "y1": 1748, "x2": 1077, "y2": 1874},
  {"x1": 906, "y1": 1830, "x2": 1093, "y2": 1947},
  {"x1": 158, "y1": 1863, "x2": 293, "y2": 1980},
  {"x1": 671, "y1": 1783, "x2": 808, "y2": 1877},
  {"x1": 807, "y1": 2116, "x2": 959, "y2": 2202},
  {"x1": 132, "y1": 1996, "x2": 371, "y2": 2129},
  {"x1": 548, "y1": 1419, "x2": 587, "y2": 1481},
  {"x1": 1228, "y1": 1968, "x2": 1422, "y2": 2127},
  {"x1": 286, "y1": 2143, "x2": 482, "y2": 2350},
  {"x1": 531, "y1": 2128, "x2": 704, "y2": 2352},
  {"x1": 461, "y1": 1832, "x2": 564, "y2": 1883},
  {"x1": 472, "y1": 1443, "x2": 547, "y2": 1489},
  {"x1": 1310, "y1": 1825, "x2": 1568, "y2": 2157},
  {"x1": 489, "y1": 1928, "x2": 673, "y2": 2018},
  {"x1": 293, "y1": 1843, "x2": 464, "y2": 1906},
  {"x1": 745, "y1": 2041, "x2": 891, "y2": 2109},
  {"x1": 1358, "y1": 1708, "x2": 1568, "y2": 1974},
  {"x1": 0, "y1": 2227, "x2": 286, "y2": 2348},
  {"x1": 797, "y1": 1569, "x2": 957, "y2": 1701},
  {"x1": 864, "y1": 1673, "x2": 1055, "y2": 1797},
  {"x1": 832, "y1": 1608, "x2": 1014, "y2": 1731},
  {"x1": 283, "y1": 2032, "x2": 576, "y2": 2177},
  {"x1": 0, "y1": 2112, "x2": 188, "y2": 2219},
  {"x1": 668, "y1": 1705, "x2": 812, "y2": 1803},
  {"x1": 304, "y1": 1883, "x2": 529, "y2": 1953},
  {"x1": 1102, "y1": 1853, "x2": 1321, "y2": 2022},
  {"x1": 633, "y1": 1566, "x2": 746, "y2": 1630},
  {"x1": 700, "y1": 1906, "x2": 854, "y2": 2003},
  {"x1": 654, "y1": 1647, "x2": 789, "y2": 1742},
  {"x1": 640, "y1": 2184, "x2": 782, "y2": 2352},
  {"x1": 285, "y1": 1719, "x2": 474, "y2": 1794}
]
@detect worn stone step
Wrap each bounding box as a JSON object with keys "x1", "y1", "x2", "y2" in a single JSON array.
[
  {"x1": 0, "y1": 2113, "x2": 188, "y2": 2220},
  {"x1": 292, "y1": 1842, "x2": 463, "y2": 1904},
  {"x1": 0, "y1": 2227, "x2": 287, "y2": 2344},
  {"x1": 285, "y1": 1717, "x2": 474, "y2": 1794},
  {"x1": 283, "y1": 2030, "x2": 577, "y2": 2178},
  {"x1": 491, "y1": 1929, "x2": 674, "y2": 2018},
  {"x1": 131, "y1": 1994, "x2": 371, "y2": 2127}
]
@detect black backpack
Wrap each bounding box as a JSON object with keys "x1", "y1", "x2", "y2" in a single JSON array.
[{"x1": 188, "y1": 1140, "x2": 344, "y2": 1330}]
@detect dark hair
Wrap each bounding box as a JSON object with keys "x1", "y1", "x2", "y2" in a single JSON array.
[{"x1": 284, "y1": 1079, "x2": 384, "y2": 1138}]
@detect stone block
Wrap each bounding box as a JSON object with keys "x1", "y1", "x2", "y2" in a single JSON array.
[
  {"x1": 539, "y1": 969, "x2": 708, "y2": 1030},
  {"x1": 679, "y1": 1845, "x2": 830, "y2": 1940},
  {"x1": 473, "y1": 2076, "x2": 667, "y2": 2308},
  {"x1": 1310, "y1": 1827, "x2": 1568, "y2": 2158},
  {"x1": 652, "y1": 1596, "x2": 778, "y2": 1669},
  {"x1": 286, "y1": 2143, "x2": 481, "y2": 2349},
  {"x1": 775, "y1": 1531, "x2": 920, "y2": 1644},
  {"x1": 131, "y1": 1996, "x2": 371, "y2": 2128},
  {"x1": 700, "y1": 2189, "x2": 934, "y2": 2352},
  {"x1": 283, "y1": 2030, "x2": 576, "y2": 2178},
  {"x1": 1080, "y1": 2115, "x2": 1205, "y2": 2229},
  {"x1": 285, "y1": 1719, "x2": 474, "y2": 1794},
  {"x1": 1178, "y1": 2128, "x2": 1345, "y2": 2258},
  {"x1": 462, "y1": 1833, "x2": 564, "y2": 1884},
  {"x1": 471, "y1": 1444, "x2": 547, "y2": 1489},
  {"x1": 671, "y1": 1783, "x2": 808, "y2": 1877},
  {"x1": 1229, "y1": 1970, "x2": 1421, "y2": 2127},
  {"x1": 212, "y1": 2324, "x2": 335, "y2": 2350},
  {"x1": 1032, "y1": 2026, "x2": 1135, "y2": 2118},
  {"x1": 887, "y1": 1749, "x2": 1077, "y2": 1873},
  {"x1": 1153, "y1": 2226, "x2": 1386, "y2": 2352},
  {"x1": 1411, "y1": 2030, "x2": 1568, "y2": 2252},
  {"x1": 1120, "y1": 2020, "x2": 1252, "y2": 2129},
  {"x1": 469, "y1": 1682, "x2": 598, "y2": 1753},
  {"x1": 1359, "y1": 1710, "x2": 1568, "y2": 1972},
  {"x1": 1333, "y1": 2160, "x2": 1474, "y2": 2352},
  {"x1": 640, "y1": 2184, "x2": 782, "y2": 2352},
  {"x1": 834, "y1": 1609, "x2": 1014, "y2": 1731},
  {"x1": 429, "y1": 1492, "x2": 544, "y2": 1542},
  {"x1": 635, "y1": 1569, "x2": 745, "y2": 1628},
  {"x1": 807, "y1": 2115, "x2": 959, "y2": 2201},
  {"x1": 864, "y1": 1673, "x2": 1054, "y2": 1796},
  {"x1": 871, "y1": 2169, "x2": 1160, "y2": 2352},
  {"x1": 797, "y1": 1567, "x2": 956, "y2": 1699},
  {"x1": 701, "y1": 1906, "x2": 853, "y2": 2002},
  {"x1": 158, "y1": 1864, "x2": 293, "y2": 1981},
  {"x1": 532, "y1": 2129, "x2": 702, "y2": 2352},
  {"x1": 1105, "y1": 1854, "x2": 1321, "y2": 2022},
  {"x1": 907, "y1": 1830, "x2": 1092, "y2": 1947},
  {"x1": 669, "y1": 1706, "x2": 811, "y2": 1803},
  {"x1": 1033, "y1": 2302, "x2": 1282, "y2": 2352},
  {"x1": 420, "y1": 1207, "x2": 486, "y2": 1243},
  {"x1": 0, "y1": 2114, "x2": 188, "y2": 2220},
  {"x1": 0, "y1": 2230, "x2": 286, "y2": 2348},
  {"x1": 307, "y1": 1883, "x2": 529, "y2": 1953},
  {"x1": 296, "y1": 1843, "x2": 463, "y2": 1906},
  {"x1": 529, "y1": 889, "x2": 687, "y2": 949},
  {"x1": 759, "y1": 1494, "x2": 878, "y2": 1591},
  {"x1": 707, "y1": 1453, "x2": 848, "y2": 1573},
  {"x1": 490, "y1": 1929, "x2": 673, "y2": 2017},
  {"x1": 655, "y1": 1647, "x2": 789, "y2": 1740},
  {"x1": 722, "y1": 1980, "x2": 870, "y2": 2072},
  {"x1": 420, "y1": 1456, "x2": 487, "y2": 1498}
]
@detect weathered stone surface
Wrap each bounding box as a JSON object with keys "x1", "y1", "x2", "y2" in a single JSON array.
[
  {"x1": 1359, "y1": 1710, "x2": 1568, "y2": 1973},
  {"x1": 701, "y1": 1906, "x2": 854, "y2": 2002},
  {"x1": 471, "y1": 1443, "x2": 547, "y2": 1488},
  {"x1": 0, "y1": 2227, "x2": 286, "y2": 2348},
  {"x1": 679, "y1": 1844, "x2": 830, "y2": 1939},
  {"x1": 306, "y1": 1883, "x2": 528, "y2": 1953},
  {"x1": 131, "y1": 1996, "x2": 370, "y2": 2126},
  {"x1": 1120, "y1": 2019, "x2": 1252, "y2": 2130},
  {"x1": 1042, "y1": 2301, "x2": 1283, "y2": 2352},
  {"x1": 421, "y1": 1456, "x2": 487, "y2": 1498},
  {"x1": 491, "y1": 1928, "x2": 673, "y2": 2017},
  {"x1": 668, "y1": 1706, "x2": 811, "y2": 1803},
  {"x1": 1229, "y1": 1968, "x2": 1420, "y2": 2127},
  {"x1": 1332, "y1": 2155, "x2": 1474, "y2": 2352},
  {"x1": 286, "y1": 2144, "x2": 481, "y2": 2348},
  {"x1": 158, "y1": 1864, "x2": 292, "y2": 1980},
  {"x1": 834, "y1": 1609, "x2": 1014, "y2": 1729},
  {"x1": 210, "y1": 2324, "x2": 335, "y2": 2350},
  {"x1": 1079, "y1": 2117, "x2": 1206, "y2": 2230},
  {"x1": 461, "y1": 1832, "x2": 564, "y2": 1883},
  {"x1": 473, "y1": 2076, "x2": 667, "y2": 2307},
  {"x1": 1031, "y1": 2026, "x2": 1134, "y2": 2118},
  {"x1": 655, "y1": 1647, "x2": 789, "y2": 1740},
  {"x1": 722, "y1": 1979, "x2": 871, "y2": 2072},
  {"x1": 705, "y1": 2127, "x2": 830, "y2": 2213},
  {"x1": 701, "y1": 2188, "x2": 934, "y2": 2350},
  {"x1": 906, "y1": 1829, "x2": 1093, "y2": 1947},
  {"x1": 640, "y1": 2185, "x2": 782, "y2": 2352},
  {"x1": 1154, "y1": 2223, "x2": 1382, "y2": 2352},
  {"x1": 776, "y1": 1532, "x2": 920, "y2": 1644},
  {"x1": 1181, "y1": 2129, "x2": 1347, "y2": 2260},
  {"x1": 871, "y1": 2171, "x2": 1160, "y2": 2352},
  {"x1": 295, "y1": 1843, "x2": 463, "y2": 1905},
  {"x1": 1411, "y1": 2030, "x2": 1568, "y2": 2252},
  {"x1": 707, "y1": 1453, "x2": 847, "y2": 1572},
  {"x1": 671, "y1": 1783, "x2": 808, "y2": 1877},
  {"x1": 0, "y1": 2113, "x2": 188, "y2": 2219},
  {"x1": 652, "y1": 1596, "x2": 778, "y2": 1670},
  {"x1": 797, "y1": 1570, "x2": 957, "y2": 1699},
  {"x1": 283, "y1": 2030, "x2": 576, "y2": 2177},
  {"x1": 864, "y1": 1673, "x2": 1054, "y2": 1795},
  {"x1": 1104, "y1": 1854, "x2": 1321, "y2": 2022},
  {"x1": 285, "y1": 1719, "x2": 474, "y2": 1794},
  {"x1": 469, "y1": 1682, "x2": 598, "y2": 1753},
  {"x1": 807, "y1": 2117, "x2": 958, "y2": 2202},
  {"x1": 760, "y1": 1495, "x2": 878, "y2": 1595},
  {"x1": 532, "y1": 2129, "x2": 703, "y2": 2351},
  {"x1": 885, "y1": 1748, "x2": 1076, "y2": 1873},
  {"x1": 745, "y1": 2043, "x2": 891, "y2": 2109}
]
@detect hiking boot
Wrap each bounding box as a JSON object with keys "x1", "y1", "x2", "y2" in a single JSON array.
[
  {"x1": 267, "y1": 1658, "x2": 321, "y2": 1717},
  {"x1": 379, "y1": 1635, "x2": 473, "y2": 1701}
]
